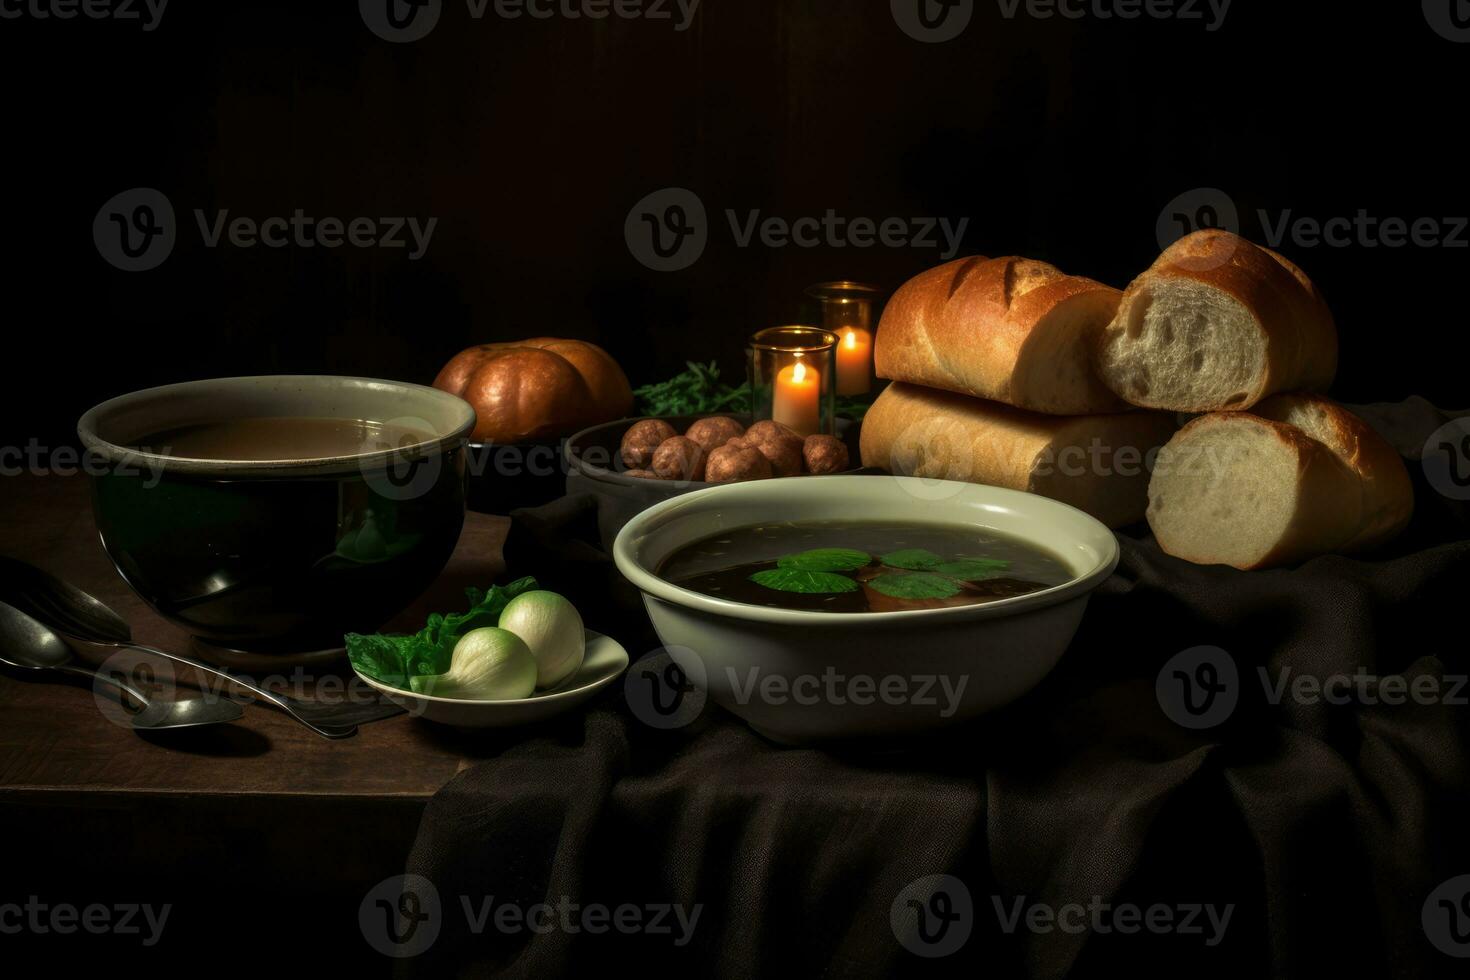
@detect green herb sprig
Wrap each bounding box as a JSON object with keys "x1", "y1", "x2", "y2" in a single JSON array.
[
  {"x1": 633, "y1": 361, "x2": 875, "y2": 420},
  {"x1": 633, "y1": 361, "x2": 748, "y2": 417}
]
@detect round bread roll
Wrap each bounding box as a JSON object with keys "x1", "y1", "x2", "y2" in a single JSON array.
[{"x1": 434, "y1": 338, "x2": 633, "y2": 444}]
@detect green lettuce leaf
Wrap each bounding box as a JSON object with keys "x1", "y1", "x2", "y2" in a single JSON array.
[{"x1": 345, "y1": 576, "x2": 539, "y2": 689}]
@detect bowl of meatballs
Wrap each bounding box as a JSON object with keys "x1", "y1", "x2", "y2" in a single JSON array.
[{"x1": 564, "y1": 414, "x2": 868, "y2": 552}]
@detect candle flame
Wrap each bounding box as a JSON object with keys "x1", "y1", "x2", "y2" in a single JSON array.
[
  {"x1": 845, "y1": 330, "x2": 857, "y2": 349},
  {"x1": 792, "y1": 361, "x2": 807, "y2": 383}
]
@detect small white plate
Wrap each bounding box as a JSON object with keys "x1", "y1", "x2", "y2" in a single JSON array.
[{"x1": 355, "y1": 630, "x2": 629, "y2": 728}]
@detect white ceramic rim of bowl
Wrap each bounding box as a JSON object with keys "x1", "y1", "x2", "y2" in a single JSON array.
[
  {"x1": 352, "y1": 630, "x2": 628, "y2": 706},
  {"x1": 77, "y1": 375, "x2": 477, "y2": 477},
  {"x1": 613, "y1": 475, "x2": 1120, "y2": 625}
]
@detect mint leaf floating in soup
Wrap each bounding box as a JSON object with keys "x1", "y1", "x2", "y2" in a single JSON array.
[
  {"x1": 880, "y1": 548, "x2": 944, "y2": 570},
  {"x1": 750, "y1": 569, "x2": 861, "y2": 594},
  {"x1": 867, "y1": 572, "x2": 962, "y2": 600},
  {"x1": 933, "y1": 557, "x2": 1011, "y2": 581},
  {"x1": 777, "y1": 548, "x2": 872, "y2": 572}
]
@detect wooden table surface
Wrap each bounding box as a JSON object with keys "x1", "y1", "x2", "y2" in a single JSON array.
[{"x1": 0, "y1": 472, "x2": 518, "y2": 803}]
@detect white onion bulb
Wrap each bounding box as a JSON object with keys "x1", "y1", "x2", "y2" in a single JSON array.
[
  {"x1": 419, "y1": 627, "x2": 536, "y2": 701},
  {"x1": 498, "y1": 591, "x2": 585, "y2": 689}
]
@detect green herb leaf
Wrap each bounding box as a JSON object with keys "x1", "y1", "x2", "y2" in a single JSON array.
[
  {"x1": 777, "y1": 548, "x2": 871, "y2": 572},
  {"x1": 933, "y1": 558, "x2": 1011, "y2": 581},
  {"x1": 345, "y1": 576, "x2": 539, "y2": 688},
  {"x1": 880, "y1": 548, "x2": 944, "y2": 570},
  {"x1": 750, "y1": 569, "x2": 861, "y2": 594},
  {"x1": 867, "y1": 572, "x2": 962, "y2": 600}
]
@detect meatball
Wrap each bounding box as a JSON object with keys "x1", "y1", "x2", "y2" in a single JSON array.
[
  {"x1": 620, "y1": 419, "x2": 677, "y2": 469},
  {"x1": 744, "y1": 419, "x2": 806, "y2": 478},
  {"x1": 651, "y1": 436, "x2": 706, "y2": 482},
  {"x1": 744, "y1": 420, "x2": 800, "y2": 444},
  {"x1": 685, "y1": 416, "x2": 746, "y2": 454},
  {"x1": 704, "y1": 443, "x2": 773, "y2": 483},
  {"x1": 803, "y1": 434, "x2": 850, "y2": 475}
]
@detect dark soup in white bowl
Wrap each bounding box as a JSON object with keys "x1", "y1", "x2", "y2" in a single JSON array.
[{"x1": 657, "y1": 520, "x2": 1073, "y2": 613}]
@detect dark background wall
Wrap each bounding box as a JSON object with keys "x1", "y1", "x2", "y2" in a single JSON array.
[{"x1": 2, "y1": 0, "x2": 1465, "y2": 451}]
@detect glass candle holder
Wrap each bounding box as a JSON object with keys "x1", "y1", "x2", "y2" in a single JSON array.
[
  {"x1": 747, "y1": 326, "x2": 837, "y2": 437},
  {"x1": 805, "y1": 281, "x2": 883, "y2": 396}
]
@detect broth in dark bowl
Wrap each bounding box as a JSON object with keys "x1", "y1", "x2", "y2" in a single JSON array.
[{"x1": 658, "y1": 520, "x2": 1074, "y2": 613}]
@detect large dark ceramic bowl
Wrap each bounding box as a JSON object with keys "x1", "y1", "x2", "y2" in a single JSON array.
[{"x1": 77, "y1": 376, "x2": 476, "y2": 654}]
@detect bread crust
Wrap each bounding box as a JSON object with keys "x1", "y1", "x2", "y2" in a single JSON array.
[
  {"x1": 874, "y1": 256, "x2": 1127, "y2": 415},
  {"x1": 1099, "y1": 231, "x2": 1338, "y2": 411},
  {"x1": 1251, "y1": 393, "x2": 1413, "y2": 551},
  {"x1": 1147, "y1": 413, "x2": 1362, "y2": 569},
  {"x1": 859, "y1": 382, "x2": 1176, "y2": 528}
]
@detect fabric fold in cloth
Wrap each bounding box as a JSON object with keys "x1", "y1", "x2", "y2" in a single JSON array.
[{"x1": 404, "y1": 398, "x2": 1470, "y2": 979}]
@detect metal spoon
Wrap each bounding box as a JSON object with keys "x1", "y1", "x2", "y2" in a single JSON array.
[
  {"x1": 0, "y1": 601, "x2": 244, "y2": 731},
  {"x1": 0, "y1": 557, "x2": 401, "y2": 739}
]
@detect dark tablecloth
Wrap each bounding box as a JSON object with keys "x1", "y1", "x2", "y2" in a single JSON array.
[{"x1": 399, "y1": 397, "x2": 1470, "y2": 979}]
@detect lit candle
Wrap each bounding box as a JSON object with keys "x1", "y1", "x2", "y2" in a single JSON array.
[
  {"x1": 773, "y1": 358, "x2": 821, "y2": 436},
  {"x1": 835, "y1": 327, "x2": 872, "y2": 396}
]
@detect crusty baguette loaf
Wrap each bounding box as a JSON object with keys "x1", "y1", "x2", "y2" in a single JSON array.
[
  {"x1": 859, "y1": 382, "x2": 1178, "y2": 528},
  {"x1": 874, "y1": 256, "x2": 1129, "y2": 415},
  {"x1": 1097, "y1": 230, "x2": 1338, "y2": 412},
  {"x1": 1250, "y1": 394, "x2": 1413, "y2": 551},
  {"x1": 1147, "y1": 414, "x2": 1365, "y2": 570}
]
